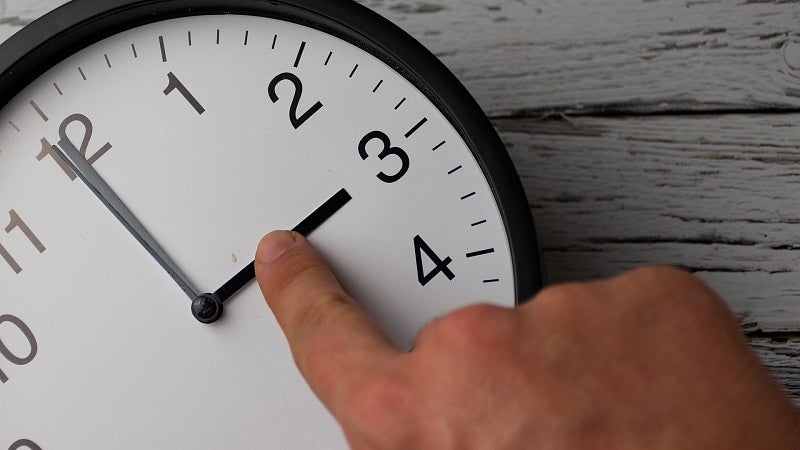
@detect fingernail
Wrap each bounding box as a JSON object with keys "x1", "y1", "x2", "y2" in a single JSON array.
[{"x1": 257, "y1": 230, "x2": 296, "y2": 263}]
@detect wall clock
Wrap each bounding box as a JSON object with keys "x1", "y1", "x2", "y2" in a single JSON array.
[{"x1": 0, "y1": 0, "x2": 543, "y2": 447}]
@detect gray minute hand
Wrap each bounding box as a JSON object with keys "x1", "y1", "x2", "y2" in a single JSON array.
[{"x1": 54, "y1": 137, "x2": 202, "y2": 301}]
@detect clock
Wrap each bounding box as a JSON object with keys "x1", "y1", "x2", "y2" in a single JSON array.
[{"x1": 0, "y1": 0, "x2": 543, "y2": 448}]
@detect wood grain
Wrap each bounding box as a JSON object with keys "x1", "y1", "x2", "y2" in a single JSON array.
[
  {"x1": 496, "y1": 114, "x2": 800, "y2": 333},
  {"x1": 366, "y1": 0, "x2": 800, "y2": 116},
  {"x1": 752, "y1": 337, "x2": 800, "y2": 405}
]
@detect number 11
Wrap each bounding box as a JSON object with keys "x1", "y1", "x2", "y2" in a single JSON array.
[{"x1": 0, "y1": 210, "x2": 46, "y2": 274}]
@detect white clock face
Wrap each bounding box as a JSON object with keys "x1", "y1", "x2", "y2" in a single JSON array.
[{"x1": 1, "y1": 13, "x2": 518, "y2": 449}]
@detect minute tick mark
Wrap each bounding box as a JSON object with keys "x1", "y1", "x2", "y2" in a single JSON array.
[
  {"x1": 432, "y1": 141, "x2": 446, "y2": 151},
  {"x1": 461, "y1": 192, "x2": 476, "y2": 200},
  {"x1": 78, "y1": 67, "x2": 87, "y2": 80},
  {"x1": 104, "y1": 54, "x2": 111, "y2": 68},
  {"x1": 448, "y1": 165, "x2": 462, "y2": 175},
  {"x1": 244, "y1": 30, "x2": 249, "y2": 46},
  {"x1": 294, "y1": 41, "x2": 306, "y2": 68},
  {"x1": 466, "y1": 248, "x2": 495, "y2": 258},
  {"x1": 349, "y1": 64, "x2": 359, "y2": 78},
  {"x1": 405, "y1": 118, "x2": 428, "y2": 138},
  {"x1": 272, "y1": 35, "x2": 278, "y2": 49},
  {"x1": 29, "y1": 101, "x2": 48, "y2": 122},
  {"x1": 373, "y1": 80, "x2": 383, "y2": 93},
  {"x1": 324, "y1": 51, "x2": 333, "y2": 65},
  {"x1": 159, "y1": 36, "x2": 167, "y2": 62},
  {"x1": 394, "y1": 97, "x2": 406, "y2": 110},
  {"x1": 471, "y1": 220, "x2": 487, "y2": 227}
]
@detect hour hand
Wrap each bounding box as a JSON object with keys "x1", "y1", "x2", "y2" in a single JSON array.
[
  {"x1": 191, "y1": 188, "x2": 353, "y2": 324},
  {"x1": 53, "y1": 137, "x2": 203, "y2": 301}
]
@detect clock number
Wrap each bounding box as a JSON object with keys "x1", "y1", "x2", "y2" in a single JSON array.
[
  {"x1": 0, "y1": 315, "x2": 38, "y2": 384},
  {"x1": 0, "y1": 210, "x2": 45, "y2": 275},
  {"x1": 36, "y1": 138, "x2": 75, "y2": 180},
  {"x1": 36, "y1": 114, "x2": 112, "y2": 181},
  {"x1": 268, "y1": 72, "x2": 323, "y2": 129},
  {"x1": 359, "y1": 131, "x2": 410, "y2": 183},
  {"x1": 414, "y1": 235, "x2": 455, "y2": 286},
  {"x1": 9, "y1": 439, "x2": 42, "y2": 450},
  {"x1": 164, "y1": 72, "x2": 206, "y2": 115}
]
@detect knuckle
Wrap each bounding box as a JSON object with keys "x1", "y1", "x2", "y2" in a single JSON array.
[
  {"x1": 626, "y1": 266, "x2": 723, "y2": 308},
  {"x1": 625, "y1": 265, "x2": 693, "y2": 289},
  {"x1": 620, "y1": 266, "x2": 738, "y2": 334},
  {"x1": 424, "y1": 304, "x2": 512, "y2": 349},
  {"x1": 530, "y1": 283, "x2": 595, "y2": 321}
]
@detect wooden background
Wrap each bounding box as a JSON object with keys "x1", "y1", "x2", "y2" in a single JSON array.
[{"x1": 4, "y1": 0, "x2": 800, "y2": 403}]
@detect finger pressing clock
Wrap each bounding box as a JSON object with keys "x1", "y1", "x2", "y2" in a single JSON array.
[{"x1": 194, "y1": 188, "x2": 354, "y2": 323}]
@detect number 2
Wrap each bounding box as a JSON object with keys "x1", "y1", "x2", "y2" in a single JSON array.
[{"x1": 268, "y1": 72, "x2": 323, "y2": 129}]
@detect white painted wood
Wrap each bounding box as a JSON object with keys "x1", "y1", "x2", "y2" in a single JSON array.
[
  {"x1": 5, "y1": 0, "x2": 797, "y2": 105},
  {"x1": 751, "y1": 337, "x2": 800, "y2": 405},
  {"x1": 5, "y1": 0, "x2": 800, "y2": 404},
  {"x1": 496, "y1": 115, "x2": 800, "y2": 333},
  {"x1": 6, "y1": 1, "x2": 800, "y2": 115},
  {"x1": 367, "y1": 0, "x2": 800, "y2": 116},
  {"x1": 0, "y1": 0, "x2": 68, "y2": 41}
]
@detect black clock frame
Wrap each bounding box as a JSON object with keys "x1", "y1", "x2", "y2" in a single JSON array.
[{"x1": 0, "y1": 0, "x2": 545, "y2": 303}]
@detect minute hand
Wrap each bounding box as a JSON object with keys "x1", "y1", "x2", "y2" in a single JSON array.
[{"x1": 54, "y1": 138, "x2": 202, "y2": 301}]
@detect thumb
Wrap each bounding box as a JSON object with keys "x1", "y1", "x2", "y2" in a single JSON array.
[{"x1": 254, "y1": 231, "x2": 399, "y2": 413}]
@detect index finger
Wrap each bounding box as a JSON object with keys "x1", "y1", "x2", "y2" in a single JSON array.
[{"x1": 254, "y1": 230, "x2": 400, "y2": 414}]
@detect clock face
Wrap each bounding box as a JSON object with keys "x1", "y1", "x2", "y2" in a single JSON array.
[{"x1": 0, "y1": 2, "x2": 541, "y2": 448}]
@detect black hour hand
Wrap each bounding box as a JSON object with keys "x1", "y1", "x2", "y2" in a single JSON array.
[{"x1": 191, "y1": 188, "x2": 353, "y2": 324}]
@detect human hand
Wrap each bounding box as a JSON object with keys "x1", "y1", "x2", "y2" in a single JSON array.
[{"x1": 255, "y1": 230, "x2": 800, "y2": 449}]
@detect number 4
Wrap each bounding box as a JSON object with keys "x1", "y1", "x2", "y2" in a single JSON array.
[{"x1": 414, "y1": 235, "x2": 455, "y2": 286}]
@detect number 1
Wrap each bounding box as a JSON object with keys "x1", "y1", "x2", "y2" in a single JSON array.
[
  {"x1": 6, "y1": 210, "x2": 46, "y2": 254},
  {"x1": 164, "y1": 72, "x2": 205, "y2": 115}
]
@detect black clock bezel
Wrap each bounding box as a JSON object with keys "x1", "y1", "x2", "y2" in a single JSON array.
[{"x1": 0, "y1": 0, "x2": 544, "y2": 303}]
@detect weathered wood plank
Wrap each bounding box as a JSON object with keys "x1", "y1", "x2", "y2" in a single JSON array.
[
  {"x1": 0, "y1": 0, "x2": 68, "y2": 41},
  {"x1": 751, "y1": 337, "x2": 800, "y2": 405},
  {"x1": 6, "y1": 1, "x2": 800, "y2": 115},
  {"x1": 495, "y1": 114, "x2": 800, "y2": 332},
  {"x1": 366, "y1": 0, "x2": 800, "y2": 116}
]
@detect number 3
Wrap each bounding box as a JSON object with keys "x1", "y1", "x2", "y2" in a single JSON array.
[{"x1": 358, "y1": 131, "x2": 410, "y2": 184}]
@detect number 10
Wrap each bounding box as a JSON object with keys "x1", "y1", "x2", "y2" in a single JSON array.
[{"x1": 0, "y1": 314, "x2": 38, "y2": 384}]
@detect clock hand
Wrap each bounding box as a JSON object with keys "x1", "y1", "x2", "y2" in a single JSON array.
[
  {"x1": 53, "y1": 138, "x2": 203, "y2": 301},
  {"x1": 191, "y1": 188, "x2": 353, "y2": 324}
]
